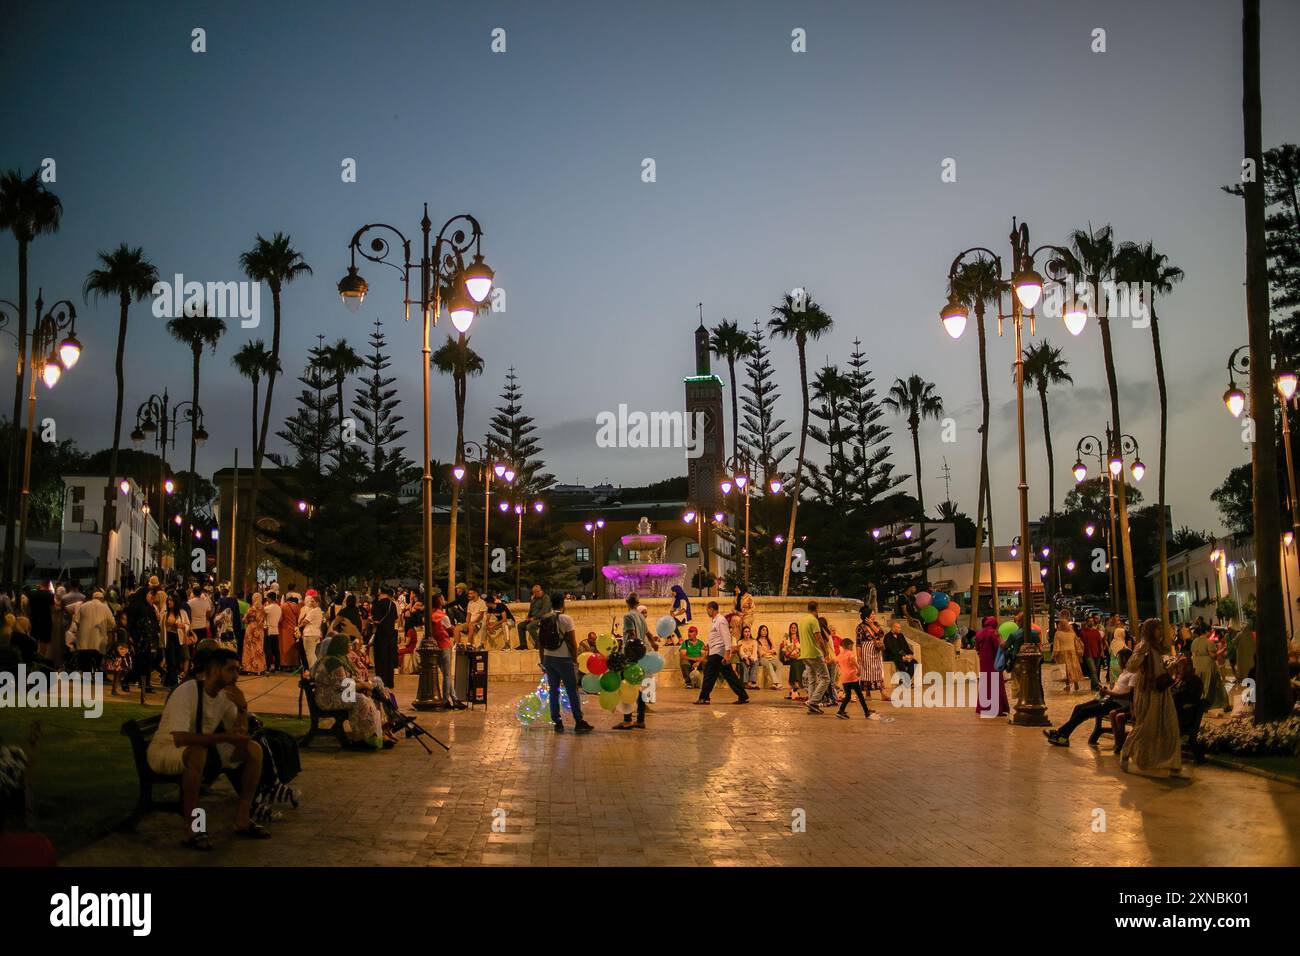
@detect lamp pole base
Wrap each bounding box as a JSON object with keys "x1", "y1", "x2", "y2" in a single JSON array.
[
  {"x1": 1011, "y1": 645, "x2": 1051, "y2": 727},
  {"x1": 412, "y1": 647, "x2": 442, "y2": 711}
]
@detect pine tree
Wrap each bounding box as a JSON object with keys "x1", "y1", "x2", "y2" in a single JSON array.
[
  {"x1": 483, "y1": 368, "x2": 575, "y2": 595},
  {"x1": 353, "y1": 320, "x2": 414, "y2": 492},
  {"x1": 739, "y1": 320, "x2": 792, "y2": 474}
]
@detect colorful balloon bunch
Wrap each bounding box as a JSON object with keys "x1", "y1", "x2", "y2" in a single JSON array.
[
  {"x1": 915, "y1": 590, "x2": 962, "y2": 640},
  {"x1": 577, "y1": 634, "x2": 665, "y2": 715}
]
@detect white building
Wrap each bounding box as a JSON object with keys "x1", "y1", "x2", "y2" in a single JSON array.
[
  {"x1": 1153, "y1": 534, "x2": 1300, "y2": 638},
  {"x1": 60, "y1": 474, "x2": 160, "y2": 587}
]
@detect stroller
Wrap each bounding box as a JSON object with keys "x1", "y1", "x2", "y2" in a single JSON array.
[{"x1": 247, "y1": 714, "x2": 303, "y2": 823}]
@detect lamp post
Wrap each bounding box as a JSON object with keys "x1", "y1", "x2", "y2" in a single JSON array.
[
  {"x1": 584, "y1": 517, "x2": 605, "y2": 598},
  {"x1": 338, "y1": 206, "x2": 494, "y2": 656},
  {"x1": 1283, "y1": 531, "x2": 1296, "y2": 641},
  {"x1": 512, "y1": 499, "x2": 544, "y2": 599},
  {"x1": 131, "y1": 392, "x2": 198, "y2": 576},
  {"x1": 720, "y1": 451, "x2": 783, "y2": 587},
  {"x1": 454, "y1": 441, "x2": 514, "y2": 594},
  {"x1": 940, "y1": 220, "x2": 1076, "y2": 727},
  {"x1": 1072, "y1": 427, "x2": 1142, "y2": 615},
  {"x1": 2, "y1": 292, "x2": 80, "y2": 584},
  {"x1": 683, "y1": 507, "x2": 723, "y2": 596},
  {"x1": 1224, "y1": 342, "x2": 1300, "y2": 552}
]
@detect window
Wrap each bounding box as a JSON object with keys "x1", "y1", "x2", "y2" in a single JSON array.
[
  {"x1": 575, "y1": 546, "x2": 590, "y2": 562},
  {"x1": 72, "y1": 505, "x2": 84, "y2": 524},
  {"x1": 72, "y1": 485, "x2": 85, "y2": 502},
  {"x1": 627, "y1": 550, "x2": 640, "y2": 561},
  {"x1": 686, "y1": 542, "x2": 700, "y2": 557}
]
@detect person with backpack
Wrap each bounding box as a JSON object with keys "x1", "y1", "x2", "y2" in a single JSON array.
[{"x1": 538, "y1": 593, "x2": 593, "y2": 734}]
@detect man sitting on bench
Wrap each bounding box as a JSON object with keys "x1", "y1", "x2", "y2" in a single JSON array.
[
  {"x1": 146, "y1": 646, "x2": 270, "y2": 850},
  {"x1": 1043, "y1": 647, "x2": 1134, "y2": 749}
]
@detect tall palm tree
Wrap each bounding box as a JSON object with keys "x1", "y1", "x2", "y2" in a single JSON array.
[
  {"x1": 1020, "y1": 340, "x2": 1073, "y2": 650},
  {"x1": 884, "y1": 375, "x2": 944, "y2": 586},
  {"x1": 231, "y1": 340, "x2": 279, "y2": 466},
  {"x1": 84, "y1": 244, "x2": 159, "y2": 586},
  {"x1": 433, "y1": 333, "x2": 485, "y2": 595},
  {"x1": 166, "y1": 311, "x2": 227, "y2": 528},
  {"x1": 1241, "y1": 0, "x2": 1289, "y2": 721},
  {"x1": 950, "y1": 257, "x2": 1003, "y2": 626},
  {"x1": 1062, "y1": 224, "x2": 1140, "y2": 629},
  {"x1": 317, "y1": 338, "x2": 364, "y2": 455},
  {"x1": 709, "y1": 319, "x2": 757, "y2": 463},
  {"x1": 769, "y1": 290, "x2": 834, "y2": 595},
  {"x1": 237, "y1": 233, "x2": 312, "y2": 589},
  {"x1": 0, "y1": 170, "x2": 61, "y2": 582},
  {"x1": 1116, "y1": 241, "x2": 1183, "y2": 633}
]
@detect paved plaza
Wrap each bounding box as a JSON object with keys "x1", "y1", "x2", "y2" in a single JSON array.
[{"x1": 63, "y1": 673, "x2": 1300, "y2": 868}]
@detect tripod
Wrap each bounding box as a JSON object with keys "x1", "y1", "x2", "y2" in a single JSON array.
[{"x1": 387, "y1": 711, "x2": 449, "y2": 755}]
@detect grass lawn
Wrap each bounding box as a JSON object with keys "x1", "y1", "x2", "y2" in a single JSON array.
[{"x1": 0, "y1": 698, "x2": 307, "y2": 857}]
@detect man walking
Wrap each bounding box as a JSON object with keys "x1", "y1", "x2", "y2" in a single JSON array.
[
  {"x1": 695, "y1": 601, "x2": 750, "y2": 705},
  {"x1": 797, "y1": 600, "x2": 831, "y2": 715},
  {"x1": 517, "y1": 584, "x2": 551, "y2": 650},
  {"x1": 538, "y1": 592, "x2": 593, "y2": 733}
]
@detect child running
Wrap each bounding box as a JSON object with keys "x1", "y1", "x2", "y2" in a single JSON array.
[{"x1": 835, "y1": 636, "x2": 878, "y2": 720}]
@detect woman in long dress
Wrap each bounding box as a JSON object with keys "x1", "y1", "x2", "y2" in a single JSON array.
[
  {"x1": 1121, "y1": 618, "x2": 1182, "y2": 777},
  {"x1": 1053, "y1": 609, "x2": 1084, "y2": 694},
  {"x1": 1189, "y1": 625, "x2": 1227, "y2": 711},
  {"x1": 855, "y1": 611, "x2": 888, "y2": 702},
  {"x1": 973, "y1": 615, "x2": 1009, "y2": 717},
  {"x1": 311, "y1": 633, "x2": 386, "y2": 749},
  {"x1": 241, "y1": 593, "x2": 267, "y2": 675}
]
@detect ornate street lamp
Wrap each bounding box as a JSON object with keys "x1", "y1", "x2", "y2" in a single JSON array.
[
  {"x1": 1, "y1": 292, "x2": 79, "y2": 583},
  {"x1": 1073, "y1": 427, "x2": 1138, "y2": 616},
  {"x1": 512, "y1": 498, "x2": 544, "y2": 599},
  {"x1": 584, "y1": 517, "x2": 606, "y2": 598},
  {"x1": 456, "y1": 440, "x2": 514, "y2": 595},
  {"x1": 338, "y1": 205, "x2": 494, "y2": 673},
  {"x1": 720, "y1": 449, "x2": 784, "y2": 586},
  {"x1": 131, "y1": 390, "x2": 203, "y2": 574}
]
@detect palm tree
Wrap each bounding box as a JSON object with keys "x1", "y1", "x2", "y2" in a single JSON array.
[
  {"x1": 950, "y1": 257, "x2": 1003, "y2": 626},
  {"x1": 0, "y1": 170, "x2": 61, "y2": 582},
  {"x1": 1241, "y1": 0, "x2": 1289, "y2": 721},
  {"x1": 317, "y1": 338, "x2": 364, "y2": 454},
  {"x1": 1116, "y1": 241, "x2": 1183, "y2": 633},
  {"x1": 166, "y1": 311, "x2": 228, "y2": 527},
  {"x1": 84, "y1": 244, "x2": 160, "y2": 586},
  {"x1": 433, "y1": 333, "x2": 485, "y2": 595},
  {"x1": 884, "y1": 375, "x2": 944, "y2": 586},
  {"x1": 1062, "y1": 224, "x2": 1140, "y2": 628},
  {"x1": 709, "y1": 319, "x2": 757, "y2": 463},
  {"x1": 1020, "y1": 340, "x2": 1073, "y2": 650},
  {"x1": 237, "y1": 233, "x2": 312, "y2": 589},
  {"x1": 768, "y1": 289, "x2": 834, "y2": 596},
  {"x1": 231, "y1": 340, "x2": 279, "y2": 465}
]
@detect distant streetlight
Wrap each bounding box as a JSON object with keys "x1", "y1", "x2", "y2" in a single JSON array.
[{"x1": 585, "y1": 517, "x2": 606, "y2": 598}]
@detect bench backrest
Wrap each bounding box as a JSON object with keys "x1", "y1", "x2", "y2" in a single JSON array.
[{"x1": 121, "y1": 715, "x2": 162, "y2": 776}]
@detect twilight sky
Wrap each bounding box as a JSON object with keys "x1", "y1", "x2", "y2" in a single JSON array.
[{"x1": 3, "y1": 0, "x2": 1299, "y2": 536}]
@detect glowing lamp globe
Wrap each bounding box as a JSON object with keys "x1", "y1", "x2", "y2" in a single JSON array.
[
  {"x1": 1131, "y1": 458, "x2": 1145, "y2": 482},
  {"x1": 119, "y1": 479, "x2": 130, "y2": 495},
  {"x1": 1223, "y1": 386, "x2": 1246, "y2": 418},
  {"x1": 903, "y1": 528, "x2": 914, "y2": 540},
  {"x1": 720, "y1": 479, "x2": 733, "y2": 495},
  {"x1": 453, "y1": 464, "x2": 466, "y2": 481},
  {"x1": 940, "y1": 298, "x2": 968, "y2": 340},
  {"x1": 596, "y1": 519, "x2": 605, "y2": 529},
  {"x1": 1072, "y1": 460, "x2": 1088, "y2": 483},
  {"x1": 871, "y1": 528, "x2": 881, "y2": 539},
  {"x1": 463, "y1": 255, "x2": 495, "y2": 304},
  {"x1": 712, "y1": 512, "x2": 724, "y2": 523},
  {"x1": 493, "y1": 462, "x2": 506, "y2": 478},
  {"x1": 42, "y1": 360, "x2": 62, "y2": 388},
  {"x1": 1277, "y1": 368, "x2": 1298, "y2": 402},
  {"x1": 164, "y1": 479, "x2": 175, "y2": 494},
  {"x1": 735, "y1": 474, "x2": 749, "y2": 490},
  {"x1": 503, "y1": 468, "x2": 516, "y2": 483},
  {"x1": 1108, "y1": 457, "x2": 1123, "y2": 478},
  {"x1": 1062, "y1": 299, "x2": 1087, "y2": 336},
  {"x1": 683, "y1": 511, "x2": 696, "y2": 524},
  {"x1": 59, "y1": 334, "x2": 82, "y2": 369},
  {"x1": 499, "y1": 500, "x2": 510, "y2": 512},
  {"x1": 448, "y1": 291, "x2": 476, "y2": 333},
  {"x1": 514, "y1": 503, "x2": 523, "y2": 515},
  {"x1": 533, "y1": 501, "x2": 544, "y2": 513},
  {"x1": 769, "y1": 478, "x2": 783, "y2": 494},
  {"x1": 1066, "y1": 559, "x2": 1076, "y2": 572},
  {"x1": 1084, "y1": 523, "x2": 1095, "y2": 538},
  {"x1": 1285, "y1": 531, "x2": 1295, "y2": 548},
  {"x1": 1013, "y1": 268, "x2": 1043, "y2": 311}
]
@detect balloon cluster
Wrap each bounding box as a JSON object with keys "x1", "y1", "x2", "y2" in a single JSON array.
[
  {"x1": 515, "y1": 677, "x2": 573, "y2": 728},
  {"x1": 915, "y1": 590, "x2": 962, "y2": 640},
  {"x1": 577, "y1": 632, "x2": 665, "y2": 715}
]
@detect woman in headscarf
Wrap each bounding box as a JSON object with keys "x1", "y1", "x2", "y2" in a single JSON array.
[
  {"x1": 974, "y1": 616, "x2": 1009, "y2": 718},
  {"x1": 298, "y1": 591, "x2": 325, "y2": 668},
  {"x1": 311, "y1": 633, "x2": 387, "y2": 750},
  {"x1": 240, "y1": 592, "x2": 267, "y2": 676},
  {"x1": 670, "y1": 585, "x2": 692, "y2": 641},
  {"x1": 1053, "y1": 609, "x2": 1084, "y2": 694},
  {"x1": 1189, "y1": 624, "x2": 1227, "y2": 712},
  {"x1": 1120, "y1": 618, "x2": 1182, "y2": 777},
  {"x1": 855, "y1": 610, "x2": 887, "y2": 702}
]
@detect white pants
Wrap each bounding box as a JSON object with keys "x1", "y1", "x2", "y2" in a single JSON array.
[{"x1": 302, "y1": 633, "x2": 321, "y2": 668}]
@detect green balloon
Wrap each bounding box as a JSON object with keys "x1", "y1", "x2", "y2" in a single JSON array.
[
  {"x1": 622, "y1": 663, "x2": 645, "y2": 684},
  {"x1": 599, "y1": 671, "x2": 622, "y2": 692},
  {"x1": 581, "y1": 673, "x2": 603, "y2": 694},
  {"x1": 943, "y1": 624, "x2": 957, "y2": 637},
  {"x1": 920, "y1": 604, "x2": 939, "y2": 624}
]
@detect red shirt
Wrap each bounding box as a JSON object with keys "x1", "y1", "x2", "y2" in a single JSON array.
[
  {"x1": 431, "y1": 609, "x2": 452, "y2": 650},
  {"x1": 1080, "y1": 626, "x2": 1105, "y2": 657}
]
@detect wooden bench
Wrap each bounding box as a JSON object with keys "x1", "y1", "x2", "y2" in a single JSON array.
[
  {"x1": 119, "y1": 714, "x2": 241, "y2": 830},
  {"x1": 297, "y1": 677, "x2": 350, "y2": 749}
]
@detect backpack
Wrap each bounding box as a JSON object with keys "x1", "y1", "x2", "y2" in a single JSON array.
[{"x1": 538, "y1": 612, "x2": 563, "y2": 651}]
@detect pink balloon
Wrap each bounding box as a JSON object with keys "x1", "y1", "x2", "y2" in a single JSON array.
[{"x1": 915, "y1": 591, "x2": 933, "y2": 608}]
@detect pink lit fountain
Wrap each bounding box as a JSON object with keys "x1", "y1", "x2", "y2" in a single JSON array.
[{"x1": 600, "y1": 517, "x2": 686, "y2": 599}]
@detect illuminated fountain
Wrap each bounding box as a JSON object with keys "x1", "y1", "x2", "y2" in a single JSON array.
[{"x1": 600, "y1": 516, "x2": 686, "y2": 599}]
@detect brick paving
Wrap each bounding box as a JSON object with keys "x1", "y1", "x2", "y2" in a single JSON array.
[{"x1": 65, "y1": 678, "x2": 1300, "y2": 867}]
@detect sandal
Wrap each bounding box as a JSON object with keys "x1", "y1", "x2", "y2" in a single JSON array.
[
  {"x1": 234, "y1": 823, "x2": 273, "y2": 839},
  {"x1": 180, "y1": 834, "x2": 215, "y2": 852}
]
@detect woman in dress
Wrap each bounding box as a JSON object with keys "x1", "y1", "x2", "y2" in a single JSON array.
[
  {"x1": 670, "y1": 584, "x2": 692, "y2": 641},
  {"x1": 855, "y1": 611, "x2": 889, "y2": 702},
  {"x1": 973, "y1": 615, "x2": 1009, "y2": 718},
  {"x1": 1053, "y1": 609, "x2": 1084, "y2": 694},
  {"x1": 1121, "y1": 618, "x2": 1182, "y2": 777},
  {"x1": 241, "y1": 592, "x2": 267, "y2": 676},
  {"x1": 1189, "y1": 624, "x2": 1227, "y2": 712},
  {"x1": 299, "y1": 591, "x2": 325, "y2": 668},
  {"x1": 738, "y1": 583, "x2": 756, "y2": 636},
  {"x1": 162, "y1": 595, "x2": 189, "y2": 688},
  {"x1": 311, "y1": 633, "x2": 387, "y2": 750}
]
